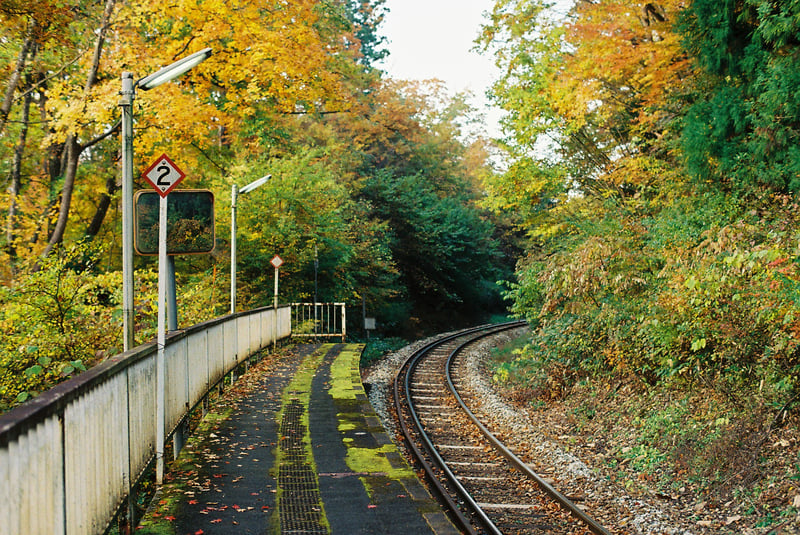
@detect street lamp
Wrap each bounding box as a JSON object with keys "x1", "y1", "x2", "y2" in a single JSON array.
[
  {"x1": 119, "y1": 47, "x2": 212, "y2": 351},
  {"x1": 231, "y1": 174, "x2": 272, "y2": 313},
  {"x1": 138, "y1": 48, "x2": 214, "y2": 90}
]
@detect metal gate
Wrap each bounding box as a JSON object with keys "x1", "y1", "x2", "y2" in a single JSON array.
[{"x1": 291, "y1": 302, "x2": 346, "y2": 341}]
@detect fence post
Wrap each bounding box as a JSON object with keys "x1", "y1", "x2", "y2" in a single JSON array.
[{"x1": 341, "y1": 303, "x2": 346, "y2": 342}]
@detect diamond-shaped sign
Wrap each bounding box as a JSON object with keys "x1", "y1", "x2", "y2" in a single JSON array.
[
  {"x1": 271, "y1": 255, "x2": 283, "y2": 268},
  {"x1": 143, "y1": 154, "x2": 185, "y2": 197}
]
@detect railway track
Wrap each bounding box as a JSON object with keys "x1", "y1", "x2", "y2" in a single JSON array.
[{"x1": 393, "y1": 323, "x2": 612, "y2": 535}]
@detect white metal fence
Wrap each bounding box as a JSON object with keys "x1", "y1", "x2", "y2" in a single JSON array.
[
  {"x1": 0, "y1": 305, "x2": 291, "y2": 535},
  {"x1": 290, "y1": 302, "x2": 346, "y2": 341}
]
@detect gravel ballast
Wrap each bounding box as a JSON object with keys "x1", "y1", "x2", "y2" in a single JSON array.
[{"x1": 362, "y1": 329, "x2": 800, "y2": 534}]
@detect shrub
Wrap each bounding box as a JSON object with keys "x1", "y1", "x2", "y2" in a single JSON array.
[{"x1": 0, "y1": 243, "x2": 121, "y2": 411}]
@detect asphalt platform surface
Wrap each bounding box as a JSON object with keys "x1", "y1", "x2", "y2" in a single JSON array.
[{"x1": 137, "y1": 343, "x2": 459, "y2": 535}]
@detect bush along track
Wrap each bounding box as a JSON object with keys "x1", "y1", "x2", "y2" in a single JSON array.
[{"x1": 486, "y1": 334, "x2": 800, "y2": 534}]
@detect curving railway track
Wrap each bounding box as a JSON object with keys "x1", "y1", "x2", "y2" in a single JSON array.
[{"x1": 393, "y1": 323, "x2": 612, "y2": 535}]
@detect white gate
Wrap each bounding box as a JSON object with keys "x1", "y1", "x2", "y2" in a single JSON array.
[{"x1": 291, "y1": 302, "x2": 346, "y2": 341}]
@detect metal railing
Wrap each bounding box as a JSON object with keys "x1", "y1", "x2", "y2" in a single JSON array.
[
  {"x1": 0, "y1": 305, "x2": 291, "y2": 535},
  {"x1": 290, "y1": 302, "x2": 346, "y2": 341}
]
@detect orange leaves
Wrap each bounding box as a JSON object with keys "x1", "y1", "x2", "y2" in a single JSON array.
[
  {"x1": 17, "y1": 0, "x2": 359, "y2": 183},
  {"x1": 335, "y1": 78, "x2": 454, "y2": 173},
  {"x1": 0, "y1": 0, "x2": 75, "y2": 48},
  {"x1": 563, "y1": 0, "x2": 686, "y2": 100},
  {"x1": 551, "y1": 0, "x2": 688, "y2": 140},
  {"x1": 478, "y1": 0, "x2": 698, "y2": 232},
  {"x1": 40, "y1": 0, "x2": 356, "y2": 162}
]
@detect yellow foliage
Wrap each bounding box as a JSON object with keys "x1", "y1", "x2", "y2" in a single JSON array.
[{"x1": 40, "y1": 0, "x2": 354, "y2": 163}]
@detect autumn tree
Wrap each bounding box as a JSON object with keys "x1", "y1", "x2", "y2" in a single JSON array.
[
  {"x1": 0, "y1": 0, "x2": 514, "y2": 409},
  {"x1": 0, "y1": 0, "x2": 358, "y2": 268},
  {"x1": 478, "y1": 0, "x2": 700, "y2": 366},
  {"x1": 480, "y1": 0, "x2": 800, "y2": 417},
  {"x1": 0, "y1": 0, "x2": 373, "y2": 406}
]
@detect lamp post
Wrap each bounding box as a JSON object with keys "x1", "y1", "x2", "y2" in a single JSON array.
[
  {"x1": 314, "y1": 244, "x2": 318, "y2": 336},
  {"x1": 119, "y1": 47, "x2": 212, "y2": 352},
  {"x1": 230, "y1": 174, "x2": 272, "y2": 314},
  {"x1": 119, "y1": 49, "x2": 212, "y2": 492}
]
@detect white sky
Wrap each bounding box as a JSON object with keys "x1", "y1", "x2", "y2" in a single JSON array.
[
  {"x1": 377, "y1": 0, "x2": 503, "y2": 139},
  {"x1": 376, "y1": 0, "x2": 574, "y2": 142}
]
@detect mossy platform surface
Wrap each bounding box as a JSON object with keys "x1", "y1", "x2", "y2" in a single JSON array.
[{"x1": 137, "y1": 344, "x2": 458, "y2": 535}]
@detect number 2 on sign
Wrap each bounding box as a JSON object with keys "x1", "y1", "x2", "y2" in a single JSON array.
[{"x1": 156, "y1": 164, "x2": 171, "y2": 186}]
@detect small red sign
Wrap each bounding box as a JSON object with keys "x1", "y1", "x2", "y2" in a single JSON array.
[
  {"x1": 271, "y1": 255, "x2": 284, "y2": 268},
  {"x1": 143, "y1": 154, "x2": 185, "y2": 197}
]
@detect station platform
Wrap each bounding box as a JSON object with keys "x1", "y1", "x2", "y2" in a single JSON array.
[{"x1": 136, "y1": 343, "x2": 459, "y2": 534}]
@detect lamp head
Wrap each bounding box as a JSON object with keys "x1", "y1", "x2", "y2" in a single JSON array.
[
  {"x1": 138, "y1": 48, "x2": 213, "y2": 91},
  {"x1": 239, "y1": 174, "x2": 272, "y2": 194}
]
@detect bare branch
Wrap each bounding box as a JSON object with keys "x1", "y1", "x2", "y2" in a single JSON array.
[{"x1": 0, "y1": 18, "x2": 37, "y2": 136}]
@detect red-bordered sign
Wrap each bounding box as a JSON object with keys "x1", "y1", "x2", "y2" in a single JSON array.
[
  {"x1": 271, "y1": 255, "x2": 284, "y2": 268},
  {"x1": 143, "y1": 154, "x2": 185, "y2": 197}
]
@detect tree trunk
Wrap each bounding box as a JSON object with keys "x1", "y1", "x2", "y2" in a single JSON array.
[
  {"x1": 42, "y1": 135, "x2": 79, "y2": 256},
  {"x1": 41, "y1": 0, "x2": 117, "y2": 256},
  {"x1": 0, "y1": 19, "x2": 36, "y2": 137},
  {"x1": 85, "y1": 174, "x2": 117, "y2": 239},
  {"x1": 6, "y1": 75, "x2": 33, "y2": 261}
]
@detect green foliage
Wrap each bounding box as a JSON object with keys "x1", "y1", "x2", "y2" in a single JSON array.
[
  {"x1": 361, "y1": 170, "x2": 504, "y2": 317},
  {"x1": 497, "y1": 184, "x2": 800, "y2": 406},
  {"x1": 0, "y1": 242, "x2": 119, "y2": 410},
  {"x1": 678, "y1": 0, "x2": 800, "y2": 191},
  {"x1": 231, "y1": 151, "x2": 403, "y2": 318},
  {"x1": 346, "y1": 0, "x2": 389, "y2": 66},
  {"x1": 359, "y1": 336, "x2": 408, "y2": 367},
  {"x1": 478, "y1": 0, "x2": 800, "y2": 418}
]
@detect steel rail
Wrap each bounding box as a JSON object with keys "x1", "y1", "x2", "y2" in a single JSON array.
[
  {"x1": 393, "y1": 327, "x2": 487, "y2": 534},
  {"x1": 445, "y1": 331, "x2": 613, "y2": 535},
  {"x1": 393, "y1": 322, "x2": 524, "y2": 534}
]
